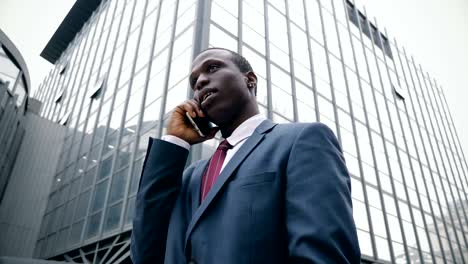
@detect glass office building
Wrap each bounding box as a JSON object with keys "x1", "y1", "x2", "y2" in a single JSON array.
[{"x1": 33, "y1": 0, "x2": 468, "y2": 263}]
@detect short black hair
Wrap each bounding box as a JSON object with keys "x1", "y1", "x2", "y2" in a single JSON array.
[{"x1": 201, "y1": 47, "x2": 253, "y2": 73}]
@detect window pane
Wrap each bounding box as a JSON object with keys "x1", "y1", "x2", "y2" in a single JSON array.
[
  {"x1": 69, "y1": 220, "x2": 84, "y2": 245},
  {"x1": 116, "y1": 142, "x2": 134, "y2": 169},
  {"x1": 357, "y1": 229, "x2": 374, "y2": 257},
  {"x1": 93, "y1": 179, "x2": 110, "y2": 214},
  {"x1": 130, "y1": 158, "x2": 144, "y2": 195},
  {"x1": 75, "y1": 190, "x2": 91, "y2": 221},
  {"x1": 85, "y1": 211, "x2": 102, "y2": 239},
  {"x1": 83, "y1": 166, "x2": 97, "y2": 190},
  {"x1": 99, "y1": 156, "x2": 113, "y2": 180},
  {"x1": 109, "y1": 168, "x2": 129, "y2": 203},
  {"x1": 375, "y1": 235, "x2": 391, "y2": 261},
  {"x1": 70, "y1": 177, "x2": 81, "y2": 198},
  {"x1": 353, "y1": 199, "x2": 369, "y2": 232},
  {"x1": 63, "y1": 199, "x2": 76, "y2": 228},
  {"x1": 104, "y1": 202, "x2": 123, "y2": 232},
  {"x1": 125, "y1": 196, "x2": 136, "y2": 225}
]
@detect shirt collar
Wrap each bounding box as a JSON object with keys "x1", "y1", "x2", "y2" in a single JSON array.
[{"x1": 225, "y1": 114, "x2": 267, "y2": 147}]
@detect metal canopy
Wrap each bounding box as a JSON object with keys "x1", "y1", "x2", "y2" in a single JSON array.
[
  {"x1": 40, "y1": 0, "x2": 103, "y2": 64},
  {"x1": 0, "y1": 28, "x2": 31, "y2": 92}
]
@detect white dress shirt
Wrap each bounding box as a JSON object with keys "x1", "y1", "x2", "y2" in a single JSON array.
[{"x1": 161, "y1": 114, "x2": 267, "y2": 172}]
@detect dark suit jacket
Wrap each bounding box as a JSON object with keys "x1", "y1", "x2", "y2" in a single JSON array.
[{"x1": 131, "y1": 120, "x2": 360, "y2": 264}]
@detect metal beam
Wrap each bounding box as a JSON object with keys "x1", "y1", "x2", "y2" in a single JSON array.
[
  {"x1": 79, "y1": 249, "x2": 90, "y2": 264},
  {"x1": 99, "y1": 235, "x2": 120, "y2": 264},
  {"x1": 104, "y1": 240, "x2": 130, "y2": 264}
]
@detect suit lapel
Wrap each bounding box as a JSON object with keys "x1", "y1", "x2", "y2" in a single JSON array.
[
  {"x1": 189, "y1": 159, "x2": 208, "y2": 215},
  {"x1": 184, "y1": 120, "x2": 277, "y2": 251}
]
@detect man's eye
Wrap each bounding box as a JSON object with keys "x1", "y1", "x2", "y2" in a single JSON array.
[
  {"x1": 190, "y1": 77, "x2": 198, "y2": 88},
  {"x1": 208, "y1": 64, "x2": 219, "y2": 72}
]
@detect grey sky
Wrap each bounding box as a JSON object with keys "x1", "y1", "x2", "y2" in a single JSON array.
[
  {"x1": 1, "y1": 0, "x2": 467, "y2": 157},
  {"x1": 0, "y1": 0, "x2": 75, "y2": 92}
]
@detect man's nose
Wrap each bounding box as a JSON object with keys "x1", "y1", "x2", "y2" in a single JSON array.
[{"x1": 194, "y1": 74, "x2": 209, "y2": 91}]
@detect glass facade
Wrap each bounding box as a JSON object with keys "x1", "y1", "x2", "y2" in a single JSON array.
[{"x1": 34, "y1": 0, "x2": 468, "y2": 263}]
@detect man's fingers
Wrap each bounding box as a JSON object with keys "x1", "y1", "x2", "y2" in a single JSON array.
[
  {"x1": 177, "y1": 102, "x2": 195, "y2": 118},
  {"x1": 168, "y1": 99, "x2": 211, "y2": 145},
  {"x1": 186, "y1": 100, "x2": 204, "y2": 117},
  {"x1": 176, "y1": 100, "x2": 202, "y2": 118}
]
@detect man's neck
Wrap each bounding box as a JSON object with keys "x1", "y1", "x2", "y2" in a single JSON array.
[{"x1": 220, "y1": 111, "x2": 259, "y2": 138}]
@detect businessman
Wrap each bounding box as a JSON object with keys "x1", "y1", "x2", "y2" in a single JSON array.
[{"x1": 131, "y1": 48, "x2": 360, "y2": 264}]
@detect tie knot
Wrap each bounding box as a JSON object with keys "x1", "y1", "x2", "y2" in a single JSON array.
[{"x1": 217, "y1": 139, "x2": 232, "y2": 151}]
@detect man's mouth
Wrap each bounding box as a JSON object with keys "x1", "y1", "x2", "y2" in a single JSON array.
[{"x1": 202, "y1": 92, "x2": 214, "y2": 104}]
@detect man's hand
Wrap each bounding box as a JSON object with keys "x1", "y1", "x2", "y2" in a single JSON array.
[{"x1": 166, "y1": 99, "x2": 219, "y2": 145}]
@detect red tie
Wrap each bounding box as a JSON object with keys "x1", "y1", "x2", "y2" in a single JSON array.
[{"x1": 200, "y1": 139, "x2": 233, "y2": 202}]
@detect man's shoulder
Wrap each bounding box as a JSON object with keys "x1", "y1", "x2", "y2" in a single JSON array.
[{"x1": 273, "y1": 121, "x2": 334, "y2": 136}]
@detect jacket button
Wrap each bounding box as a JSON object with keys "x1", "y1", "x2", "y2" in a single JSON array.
[{"x1": 188, "y1": 259, "x2": 196, "y2": 264}]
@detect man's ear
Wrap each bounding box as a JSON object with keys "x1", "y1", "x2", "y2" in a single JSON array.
[{"x1": 245, "y1": 71, "x2": 258, "y2": 95}]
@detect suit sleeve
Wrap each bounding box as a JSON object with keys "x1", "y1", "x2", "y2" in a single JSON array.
[
  {"x1": 286, "y1": 123, "x2": 361, "y2": 263},
  {"x1": 130, "y1": 138, "x2": 192, "y2": 264}
]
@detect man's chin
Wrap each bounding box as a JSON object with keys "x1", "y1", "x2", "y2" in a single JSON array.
[
  {"x1": 204, "y1": 111, "x2": 223, "y2": 127},
  {"x1": 203, "y1": 104, "x2": 233, "y2": 126}
]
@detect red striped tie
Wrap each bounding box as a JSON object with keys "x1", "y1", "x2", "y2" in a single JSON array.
[{"x1": 200, "y1": 139, "x2": 233, "y2": 202}]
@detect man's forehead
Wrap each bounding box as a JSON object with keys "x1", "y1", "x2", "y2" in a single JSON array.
[{"x1": 191, "y1": 49, "x2": 232, "y2": 68}]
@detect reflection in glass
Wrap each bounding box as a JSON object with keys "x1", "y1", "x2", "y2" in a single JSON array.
[
  {"x1": 104, "y1": 202, "x2": 123, "y2": 232},
  {"x1": 85, "y1": 211, "x2": 102, "y2": 239},
  {"x1": 0, "y1": 46, "x2": 20, "y2": 89},
  {"x1": 109, "y1": 168, "x2": 129, "y2": 203},
  {"x1": 125, "y1": 196, "x2": 136, "y2": 225},
  {"x1": 393, "y1": 242, "x2": 407, "y2": 263},
  {"x1": 99, "y1": 156, "x2": 113, "y2": 179},
  {"x1": 130, "y1": 158, "x2": 144, "y2": 195},
  {"x1": 75, "y1": 190, "x2": 91, "y2": 221},
  {"x1": 69, "y1": 220, "x2": 84, "y2": 245},
  {"x1": 13, "y1": 77, "x2": 27, "y2": 107},
  {"x1": 63, "y1": 199, "x2": 76, "y2": 228},
  {"x1": 91, "y1": 179, "x2": 109, "y2": 212},
  {"x1": 83, "y1": 167, "x2": 97, "y2": 190},
  {"x1": 116, "y1": 141, "x2": 134, "y2": 169}
]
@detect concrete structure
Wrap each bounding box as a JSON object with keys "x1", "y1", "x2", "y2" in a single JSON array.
[
  {"x1": 0, "y1": 28, "x2": 30, "y2": 202},
  {"x1": 14, "y1": 0, "x2": 468, "y2": 263},
  {"x1": 0, "y1": 29, "x2": 66, "y2": 259},
  {"x1": 0, "y1": 112, "x2": 65, "y2": 257}
]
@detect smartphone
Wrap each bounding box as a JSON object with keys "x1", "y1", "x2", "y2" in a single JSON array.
[{"x1": 185, "y1": 112, "x2": 214, "y2": 137}]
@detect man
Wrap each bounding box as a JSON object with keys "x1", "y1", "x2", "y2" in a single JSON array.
[{"x1": 130, "y1": 48, "x2": 360, "y2": 264}]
